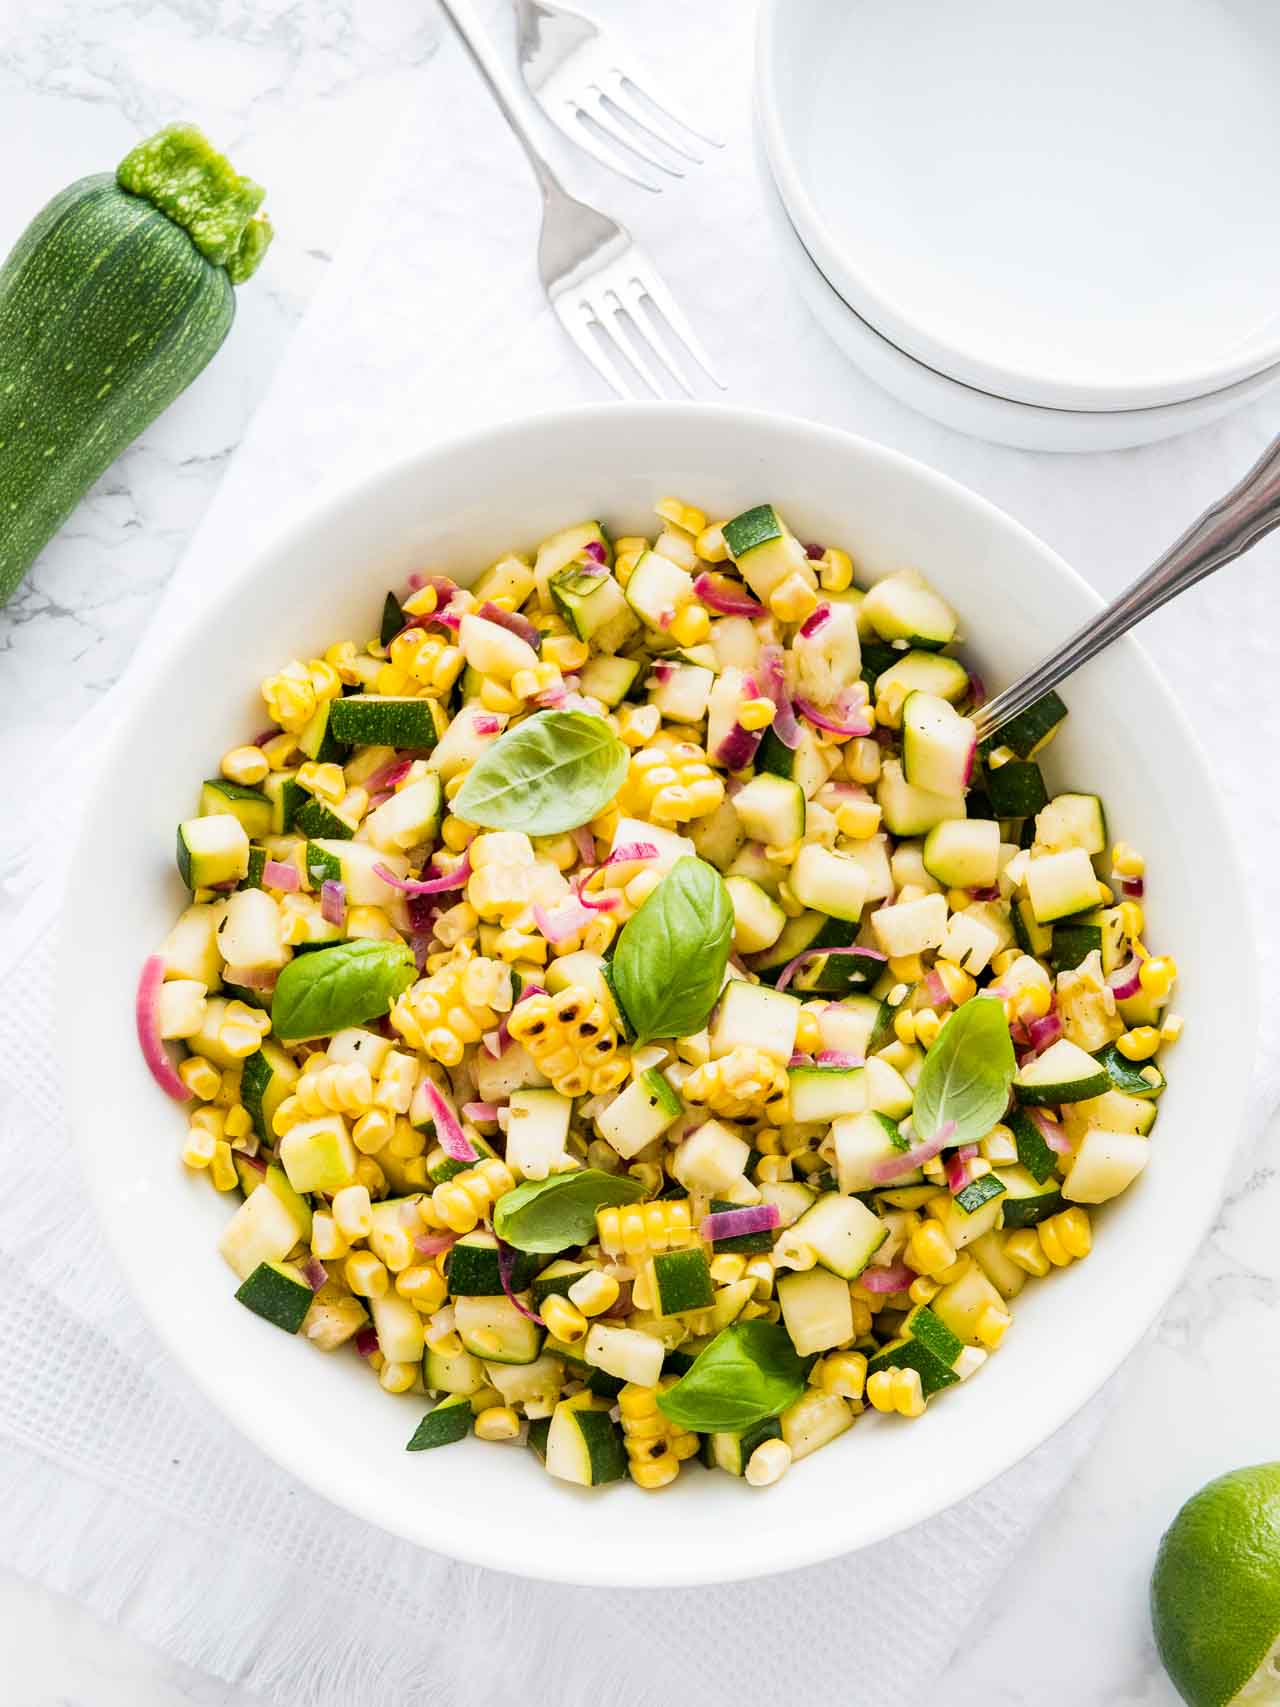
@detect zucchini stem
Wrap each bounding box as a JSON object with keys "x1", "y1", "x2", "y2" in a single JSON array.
[{"x1": 116, "y1": 123, "x2": 273, "y2": 282}]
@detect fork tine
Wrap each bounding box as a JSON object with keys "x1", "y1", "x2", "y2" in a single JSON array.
[
  {"x1": 564, "y1": 106, "x2": 662, "y2": 193},
  {"x1": 607, "y1": 70, "x2": 724, "y2": 152},
  {"x1": 553, "y1": 296, "x2": 638, "y2": 400},
  {"x1": 606, "y1": 284, "x2": 694, "y2": 397},
  {"x1": 579, "y1": 92, "x2": 685, "y2": 178},
  {"x1": 599, "y1": 73, "x2": 703, "y2": 165},
  {"x1": 623, "y1": 268, "x2": 725, "y2": 389},
  {"x1": 593, "y1": 290, "x2": 676, "y2": 398}
]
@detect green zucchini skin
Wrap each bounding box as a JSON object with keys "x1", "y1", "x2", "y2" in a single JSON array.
[{"x1": 0, "y1": 175, "x2": 235, "y2": 605}]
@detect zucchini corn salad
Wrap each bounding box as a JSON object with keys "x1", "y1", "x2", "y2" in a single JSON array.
[{"x1": 137, "y1": 498, "x2": 1182, "y2": 1493}]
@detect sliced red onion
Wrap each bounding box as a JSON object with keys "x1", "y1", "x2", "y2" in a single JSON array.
[
  {"x1": 405, "y1": 572, "x2": 425, "y2": 592},
  {"x1": 967, "y1": 672, "x2": 987, "y2": 709},
  {"x1": 478, "y1": 601, "x2": 540, "y2": 649},
  {"x1": 582, "y1": 540, "x2": 607, "y2": 565},
  {"x1": 533, "y1": 900, "x2": 594, "y2": 943},
  {"x1": 420, "y1": 1080, "x2": 476, "y2": 1164},
  {"x1": 693, "y1": 571, "x2": 765, "y2": 618},
  {"x1": 1121, "y1": 876, "x2": 1145, "y2": 899},
  {"x1": 481, "y1": 1028, "x2": 504, "y2": 1059},
  {"x1": 463, "y1": 1101, "x2": 499, "y2": 1123},
  {"x1": 355, "y1": 1326, "x2": 380, "y2": 1357},
  {"x1": 604, "y1": 841, "x2": 659, "y2": 867},
  {"x1": 794, "y1": 696, "x2": 874, "y2": 738},
  {"x1": 799, "y1": 604, "x2": 830, "y2": 639},
  {"x1": 410, "y1": 932, "x2": 433, "y2": 973},
  {"x1": 869, "y1": 1119, "x2": 957, "y2": 1183},
  {"x1": 472, "y1": 713, "x2": 503, "y2": 735},
  {"x1": 945, "y1": 1153, "x2": 971, "y2": 1194},
  {"x1": 414, "y1": 1230, "x2": 458, "y2": 1258},
  {"x1": 302, "y1": 1258, "x2": 328, "y2": 1292},
  {"x1": 1107, "y1": 957, "x2": 1142, "y2": 1000},
  {"x1": 225, "y1": 963, "x2": 278, "y2": 992},
  {"x1": 374, "y1": 853, "x2": 471, "y2": 896},
  {"x1": 860, "y1": 1262, "x2": 914, "y2": 1293},
  {"x1": 652, "y1": 660, "x2": 674, "y2": 683},
  {"x1": 497, "y1": 1239, "x2": 543, "y2": 1324},
  {"x1": 1030, "y1": 1108, "x2": 1071, "y2": 1154},
  {"x1": 758, "y1": 645, "x2": 802, "y2": 749},
  {"x1": 251, "y1": 727, "x2": 277, "y2": 747},
  {"x1": 574, "y1": 881, "x2": 619, "y2": 913},
  {"x1": 962, "y1": 735, "x2": 977, "y2": 788},
  {"x1": 969, "y1": 885, "x2": 1001, "y2": 903},
  {"x1": 803, "y1": 542, "x2": 826, "y2": 561},
  {"x1": 789, "y1": 1052, "x2": 815, "y2": 1067},
  {"x1": 700, "y1": 1204, "x2": 781, "y2": 1242},
  {"x1": 320, "y1": 880, "x2": 346, "y2": 927},
  {"x1": 571, "y1": 825, "x2": 596, "y2": 867},
  {"x1": 135, "y1": 956, "x2": 191, "y2": 1102},
  {"x1": 716, "y1": 721, "x2": 763, "y2": 770},
  {"x1": 775, "y1": 943, "x2": 887, "y2": 993},
  {"x1": 816, "y1": 1050, "x2": 864, "y2": 1068},
  {"x1": 924, "y1": 969, "x2": 951, "y2": 1009},
  {"x1": 1027, "y1": 1012, "x2": 1063, "y2": 1052},
  {"x1": 364, "y1": 756, "x2": 414, "y2": 796},
  {"x1": 600, "y1": 1281, "x2": 634, "y2": 1318},
  {"x1": 241, "y1": 1152, "x2": 268, "y2": 1177}
]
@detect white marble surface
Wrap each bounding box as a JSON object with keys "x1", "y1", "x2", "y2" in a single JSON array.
[{"x1": 2, "y1": 2, "x2": 1279, "y2": 1704}]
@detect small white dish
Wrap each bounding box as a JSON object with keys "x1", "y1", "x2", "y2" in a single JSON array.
[
  {"x1": 758, "y1": 0, "x2": 1280, "y2": 411},
  {"x1": 757, "y1": 133, "x2": 1280, "y2": 453},
  {"x1": 59, "y1": 405, "x2": 1255, "y2": 1585}
]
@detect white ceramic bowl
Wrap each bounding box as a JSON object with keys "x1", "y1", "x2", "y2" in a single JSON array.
[
  {"x1": 756, "y1": 128, "x2": 1280, "y2": 454},
  {"x1": 59, "y1": 406, "x2": 1255, "y2": 1586},
  {"x1": 758, "y1": 0, "x2": 1280, "y2": 411}
]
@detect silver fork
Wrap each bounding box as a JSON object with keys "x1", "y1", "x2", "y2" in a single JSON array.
[
  {"x1": 513, "y1": 0, "x2": 722, "y2": 193},
  {"x1": 437, "y1": 0, "x2": 722, "y2": 399},
  {"x1": 973, "y1": 435, "x2": 1280, "y2": 742}
]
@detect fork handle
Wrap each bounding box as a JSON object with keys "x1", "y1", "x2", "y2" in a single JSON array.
[
  {"x1": 437, "y1": 0, "x2": 566, "y2": 202},
  {"x1": 972, "y1": 434, "x2": 1280, "y2": 742}
]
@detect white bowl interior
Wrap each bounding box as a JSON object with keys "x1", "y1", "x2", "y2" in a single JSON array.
[
  {"x1": 60, "y1": 406, "x2": 1253, "y2": 1586},
  {"x1": 760, "y1": 0, "x2": 1280, "y2": 410}
]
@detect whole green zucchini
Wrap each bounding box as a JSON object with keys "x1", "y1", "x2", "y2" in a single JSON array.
[{"x1": 0, "y1": 124, "x2": 272, "y2": 606}]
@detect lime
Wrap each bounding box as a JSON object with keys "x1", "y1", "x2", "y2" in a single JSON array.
[{"x1": 1151, "y1": 1465, "x2": 1280, "y2": 1705}]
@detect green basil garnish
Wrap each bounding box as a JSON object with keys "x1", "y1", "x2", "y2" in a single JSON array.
[
  {"x1": 492, "y1": 1169, "x2": 646, "y2": 1254},
  {"x1": 912, "y1": 996, "x2": 1016, "y2": 1146},
  {"x1": 451, "y1": 710, "x2": 628, "y2": 835},
  {"x1": 270, "y1": 939, "x2": 416, "y2": 1042},
  {"x1": 657, "y1": 1321, "x2": 809, "y2": 1433},
  {"x1": 609, "y1": 856, "x2": 733, "y2": 1044}
]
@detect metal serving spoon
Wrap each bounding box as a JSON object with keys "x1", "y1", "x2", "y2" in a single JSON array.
[{"x1": 973, "y1": 435, "x2": 1280, "y2": 742}]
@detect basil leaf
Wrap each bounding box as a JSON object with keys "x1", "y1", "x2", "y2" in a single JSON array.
[
  {"x1": 270, "y1": 939, "x2": 416, "y2": 1042},
  {"x1": 610, "y1": 857, "x2": 734, "y2": 1044},
  {"x1": 912, "y1": 996, "x2": 1016, "y2": 1146},
  {"x1": 492, "y1": 1169, "x2": 646, "y2": 1254},
  {"x1": 451, "y1": 710, "x2": 628, "y2": 835},
  {"x1": 657, "y1": 1321, "x2": 809, "y2": 1433}
]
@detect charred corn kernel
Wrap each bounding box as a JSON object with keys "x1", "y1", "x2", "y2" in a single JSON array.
[
  {"x1": 1160, "y1": 1014, "x2": 1184, "y2": 1044},
  {"x1": 1004, "y1": 1228, "x2": 1051, "y2": 1277},
  {"x1": 332, "y1": 1184, "x2": 373, "y2": 1241},
  {"x1": 1118, "y1": 900, "x2": 1145, "y2": 940},
  {"x1": 906, "y1": 1219, "x2": 956, "y2": 1278},
  {"x1": 976, "y1": 1303, "x2": 1012, "y2": 1349},
  {"x1": 181, "y1": 1125, "x2": 217, "y2": 1169},
  {"x1": 1038, "y1": 1207, "x2": 1091, "y2": 1268},
  {"x1": 819, "y1": 1351, "x2": 867, "y2": 1402},
  {"x1": 737, "y1": 696, "x2": 776, "y2": 733},
  {"x1": 893, "y1": 1009, "x2": 917, "y2": 1045},
  {"x1": 507, "y1": 986, "x2": 628, "y2": 1096},
  {"x1": 597, "y1": 1199, "x2": 694, "y2": 1260},
  {"x1": 683, "y1": 1046, "x2": 789, "y2": 1121},
  {"x1": 667, "y1": 603, "x2": 711, "y2": 647},
  {"x1": 1111, "y1": 842, "x2": 1145, "y2": 878},
  {"x1": 541, "y1": 1295, "x2": 588, "y2": 1341},
  {"x1": 567, "y1": 1271, "x2": 619, "y2": 1316},
  {"x1": 867, "y1": 1366, "x2": 925, "y2": 1418},
  {"x1": 933, "y1": 961, "x2": 977, "y2": 1006},
  {"x1": 835, "y1": 798, "x2": 882, "y2": 839},
  {"x1": 354, "y1": 1156, "x2": 386, "y2": 1199},
  {"x1": 745, "y1": 1438, "x2": 793, "y2": 1487},
  {"x1": 908, "y1": 1275, "x2": 940, "y2": 1305},
  {"x1": 261, "y1": 660, "x2": 317, "y2": 733},
  {"x1": 179, "y1": 1056, "x2": 222, "y2": 1101},
  {"x1": 429, "y1": 1157, "x2": 515, "y2": 1235},
  {"x1": 769, "y1": 571, "x2": 819, "y2": 624},
  {"x1": 656, "y1": 496, "x2": 706, "y2": 535},
  {"x1": 475, "y1": 1405, "x2": 521, "y2": 1442},
  {"x1": 815, "y1": 546, "x2": 854, "y2": 592},
  {"x1": 346, "y1": 1251, "x2": 389, "y2": 1298},
  {"x1": 844, "y1": 737, "x2": 881, "y2": 785},
  {"x1": 1117, "y1": 1025, "x2": 1161, "y2": 1062},
  {"x1": 396, "y1": 1264, "x2": 448, "y2": 1310},
  {"x1": 1138, "y1": 956, "x2": 1177, "y2": 999},
  {"x1": 695, "y1": 523, "x2": 728, "y2": 562},
  {"x1": 219, "y1": 743, "x2": 269, "y2": 787},
  {"x1": 913, "y1": 1008, "x2": 944, "y2": 1049},
  {"x1": 379, "y1": 1360, "x2": 418, "y2": 1395},
  {"x1": 618, "y1": 1383, "x2": 659, "y2": 1420},
  {"x1": 888, "y1": 953, "x2": 926, "y2": 983},
  {"x1": 629, "y1": 1451, "x2": 680, "y2": 1490}
]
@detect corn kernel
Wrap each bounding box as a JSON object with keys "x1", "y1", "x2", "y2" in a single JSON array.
[
  {"x1": 1116, "y1": 1026, "x2": 1161, "y2": 1062},
  {"x1": 396, "y1": 1264, "x2": 448, "y2": 1310},
  {"x1": 1111, "y1": 842, "x2": 1145, "y2": 878},
  {"x1": 769, "y1": 572, "x2": 819, "y2": 624},
  {"x1": 181, "y1": 1125, "x2": 217, "y2": 1169},
  {"x1": 1138, "y1": 956, "x2": 1177, "y2": 999},
  {"x1": 310, "y1": 1211, "x2": 349, "y2": 1262},
  {"x1": 819, "y1": 1351, "x2": 867, "y2": 1402},
  {"x1": 976, "y1": 1304, "x2": 1012, "y2": 1349},
  {"x1": 1118, "y1": 900, "x2": 1145, "y2": 940},
  {"x1": 695, "y1": 523, "x2": 728, "y2": 562},
  {"x1": 475, "y1": 1405, "x2": 521, "y2": 1442},
  {"x1": 1004, "y1": 1229, "x2": 1051, "y2": 1278},
  {"x1": 867, "y1": 1367, "x2": 925, "y2": 1418},
  {"x1": 908, "y1": 1275, "x2": 939, "y2": 1305},
  {"x1": 893, "y1": 1009, "x2": 917, "y2": 1046},
  {"x1": 179, "y1": 1056, "x2": 222, "y2": 1101},
  {"x1": 401, "y1": 583, "x2": 439, "y2": 617},
  {"x1": 567, "y1": 1271, "x2": 619, "y2": 1316},
  {"x1": 346, "y1": 1251, "x2": 389, "y2": 1298},
  {"x1": 667, "y1": 603, "x2": 711, "y2": 647},
  {"x1": 1038, "y1": 1207, "x2": 1091, "y2": 1267},
  {"x1": 379, "y1": 1360, "x2": 418, "y2": 1394},
  {"x1": 745, "y1": 1437, "x2": 793, "y2": 1487},
  {"x1": 906, "y1": 1220, "x2": 956, "y2": 1278},
  {"x1": 836, "y1": 799, "x2": 882, "y2": 839},
  {"x1": 656, "y1": 496, "x2": 706, "y2": 535},
  {"x1": 220, "y1": 744, "x2": 269, "y2": 787},
  {"x1": 629, "y1": 1452, "x2": 680, "y2": 1490},
  {"x1": 541, "y1": 1295, "x2": 588, "y2": 1341}
]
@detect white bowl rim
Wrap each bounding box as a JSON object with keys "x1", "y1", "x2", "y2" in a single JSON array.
[
  {"x1": 58, "y1": 402, "x2": 1259, "y2": 1585},
  {"x1": 756, "y1": 0, "x2": 1280, "y2": 414}
]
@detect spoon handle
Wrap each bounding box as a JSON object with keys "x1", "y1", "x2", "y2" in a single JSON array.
[{"x1": 972, "y1": 434, "x2": 1280, "y2": 743}]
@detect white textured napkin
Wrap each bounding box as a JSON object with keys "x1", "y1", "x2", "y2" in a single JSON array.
[{"x1": 2, "y1": 2, "x2": 1279, "y2": 1703}]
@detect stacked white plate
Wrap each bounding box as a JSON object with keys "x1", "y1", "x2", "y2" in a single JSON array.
[{"x1": 756, "y1": 0, "x2": 1280, "y2": 451}]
